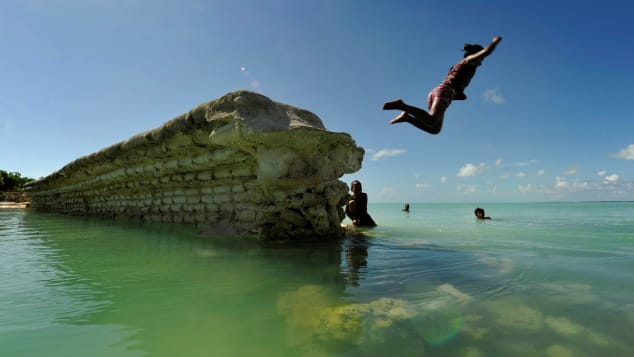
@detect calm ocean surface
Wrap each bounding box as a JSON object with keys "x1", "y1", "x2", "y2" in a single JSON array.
[{"x1": 1, "y1": 202, "x2": 633, "y2": 356}]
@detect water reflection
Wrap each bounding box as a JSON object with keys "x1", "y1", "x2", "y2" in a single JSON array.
[
  {"x1": 9, "y1": 211, "x2": 351, "y2": 356},
  {"x1": 343, "y1": 232, "x2": 369, "y2": 287}
]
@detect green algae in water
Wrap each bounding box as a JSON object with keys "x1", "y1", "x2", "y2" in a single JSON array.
[{"x1": 2, "y1": 202, "x2": 634, "y2": 356}]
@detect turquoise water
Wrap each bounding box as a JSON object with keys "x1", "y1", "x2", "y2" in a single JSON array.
[{"x1": 1, "y1": 202, "x2": 633, "y2": 356}]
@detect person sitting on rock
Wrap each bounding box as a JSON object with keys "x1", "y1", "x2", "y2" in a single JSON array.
[{"x1": 345, "y1": 180, "x2": 377, "y2": 227}]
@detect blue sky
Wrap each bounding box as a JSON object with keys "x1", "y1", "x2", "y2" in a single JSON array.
[{"x1": 1, "y1": 0, "x2": 633, "y2": 202}]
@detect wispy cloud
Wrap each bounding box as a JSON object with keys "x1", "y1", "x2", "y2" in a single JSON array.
[
  {"x1": 537, "y1": 169, "x2": 546, "y2": 176},
  {"x1": 563, "y1": 167, "x2": 578, "y2": 175},
  {"x1": 517, "y1": 172, "x2": 526, "y2": 178},
  {"x1": 514, "y1": 175, "x2": 634, "y2": 200},
  {"x1": 500, "y1": 159, "x2": 538, "y2": 169},
  {"x1": 440, "y1": 176, "x2": 448, "y2": 184},
  {"x1": 482, "y1": 88, "x2": 505, "y2": 104},
  {"x1": 415, "y1": 183, "x2": 430, "y2": 189},
  {"x1": 555, "y1": 176, "x2": 569, "y2": 189},
  {"x1": 457, "y1": 184, "x2": 478, "y2": 194},
  {"x1": 369, "y1": 148, "x2": 406, "y2": 161},
  {"x1": 612, "y1": 144, "x2": 634, "y2": 160},
  {"x1": 517, "y1": 183, "x2": 533, "y2": 193},
  {"x1": 457, "y1": 163, "x2": 485, "y2": 177}
]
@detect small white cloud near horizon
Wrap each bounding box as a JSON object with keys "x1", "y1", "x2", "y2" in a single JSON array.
[
  {"x1": 495, "y1": 159, "x2": 502, "y2": 167},
  {"x1": 483, "y1": 88, "x2": 505, "y2": 104},
  {"x1": 370, "y1": 148, "x2": 406, "y2": 161},
  {"x1": 457, "y1": 184, "x2": 478, "y2": 194},
  {"x1": 564, "y1": 167, "x2": 578, "y2": 175},
  {"x1": 612, "y1": 144, "x2": 634, "y2": 160},
  {"x1": 501, "y1": 159, "x2": 538, "y2": 169},
  {"x1": 555, "y1": 176, "x2": 569, "y2": 189},
  {"x1": 604, "y1": 173, "x2": 619, "y2": 183},
  {"x1": 440, "y1": 176, "x2": 448, "y2": 184},
  {"x1": 537, "y1": 169, "x2": 545, "y2": 176},
  {"x1": 597, "y1": 170, "x2": 606, "y2": 177},
  {"x1": 415, "y1": 183, "x2": 431, "y2": 189},
  {"x1": 517, "y1": 171, "x2": 526, "y2": 178},
  {"x1": 518, "y1": 183, "x2": 533, "y2": 193},
  {"x1": 457, "y1": 162, "x2": 485, "y2": 177}
]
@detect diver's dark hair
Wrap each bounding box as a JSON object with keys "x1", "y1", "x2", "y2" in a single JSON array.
[
  {"x1": 463, "y1": 43, "x2": 484, "y2": 58},
  {"x1": 351, "y1": 180, "x2": 362, "y2": 189}
]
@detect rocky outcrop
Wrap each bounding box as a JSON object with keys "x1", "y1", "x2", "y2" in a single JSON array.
[{"x1": 26, "y1": 91, "x2": 364, "y2": 241}]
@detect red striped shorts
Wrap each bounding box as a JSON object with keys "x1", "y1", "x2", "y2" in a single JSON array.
[{"x1": 427, "y1": 85, "x2": 454, "y2": 110}]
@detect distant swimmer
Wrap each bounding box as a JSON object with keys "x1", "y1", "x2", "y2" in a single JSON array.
[
  {"x1": 402, "y1": 203, "x2": 410, "y2": 212},
  {"x1": 474, "y1": 207, "x2": 491, "y2": 220},
  {"x1": 383, "y1": 36, "x2": 502, "y2": 135}
]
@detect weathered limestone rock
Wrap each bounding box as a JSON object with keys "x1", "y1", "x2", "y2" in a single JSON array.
[{"x1": 26, "y1": 91, "x2": 364, "y2": 241}]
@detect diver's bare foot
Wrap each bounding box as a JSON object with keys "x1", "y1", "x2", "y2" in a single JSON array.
[
  {"x1": 390, "y1": 111, "x2": 411, "y2": 124},
  {"x1": 382, "y1": 99, "x2": 404, "y2": 110}
]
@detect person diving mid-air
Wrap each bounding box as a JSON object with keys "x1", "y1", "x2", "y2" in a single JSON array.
[{"x1": 383, "y1": 36, "x2": 502, "y2": 135}]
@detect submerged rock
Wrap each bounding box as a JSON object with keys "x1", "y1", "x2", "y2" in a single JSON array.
[
  {"x1": 276, "y1": 283, "x2": 474, "y2": 351},
  {"x1": 26, "y1": 91, "x2": 365, "y2": 241}
]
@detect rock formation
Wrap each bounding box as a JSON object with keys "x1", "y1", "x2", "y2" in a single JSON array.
[{"x1": 26, "y1": 91, "x2": 364, "y2": 241}]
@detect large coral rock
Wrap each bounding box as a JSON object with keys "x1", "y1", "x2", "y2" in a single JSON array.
[{"x1": 26, "y1": 91, "x2": 364, "y2": 241}]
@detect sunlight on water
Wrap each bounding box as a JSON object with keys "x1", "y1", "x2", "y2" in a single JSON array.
[{"x1": 1, "y1": 203, "x2": 633, "y2": 356}]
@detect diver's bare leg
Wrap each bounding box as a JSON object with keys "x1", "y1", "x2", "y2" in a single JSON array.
[
  {"x1": 383, "y1": 99, "x2": 430, "y2": 118},
  {"x1": 388, "y1": 98, "x2": 449, "y2": 135}
]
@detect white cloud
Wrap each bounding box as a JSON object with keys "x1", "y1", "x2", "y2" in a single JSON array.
[
  {"x1": 604, "y1": 174, "x2": 619, "y2": 183},
  {"x1": 555, "y1": 176, "x2": 569, "y2": 189},
  {"x1": 564, "y1": 167, "x2": 578, "y2": 175},
  {"x1": 440, "y1": 176, "x2": 448, "y2": 184},
  {"x1": 537, "y1": 169, "x2": 545, "y2": 176},
  {"x1": 597, "y1": 170, "x2": 606, "y2": 177},
  {"x1": 415, "y1": 183, "x2": 430, "y2": 189},
  {"x1": 376, "y1": 186, "x2": 396, "y2": 201},
  {"x1": 370, "y1": 148, "x2": 406, "y2": 161},
  {"x1": 518, "y1": 184, "x2": 533, "y2": 193},
  {"x1": 482, "y1": 88, "x2": 505, "y2": 104},
  {"x1": 613, "y1": 144, "x2": 634, "y2": 160},
  {"x1": 457, "y1": 184, "x2": 478, "y2": 194},
  {"x1": 457, "y1": 163, "x2": 485, "y2": 177},
  {"x1": 517, "y1": 171, "x2": 526, "y2": 178},
  {"x1": 495, "y1": 159, "x2": 502, "y2": 167},
  {"x1": 501, "y1": 159, "x2": 538, "y2": 169}
]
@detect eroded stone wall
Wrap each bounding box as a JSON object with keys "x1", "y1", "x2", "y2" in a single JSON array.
[{"x1": 26, "y1": 91, "x2": 364, "y2": 241}]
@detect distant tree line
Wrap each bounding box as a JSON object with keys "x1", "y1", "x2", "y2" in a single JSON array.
[{"x1": 0, "y1": 170, "x2": 34, "y2": 192}]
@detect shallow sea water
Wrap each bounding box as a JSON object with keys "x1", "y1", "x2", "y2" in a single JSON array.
[{"x1": 1, "y1": 202, "x2": 633, "y2": 356}]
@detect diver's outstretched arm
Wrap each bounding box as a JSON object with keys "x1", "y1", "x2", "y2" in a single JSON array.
[{"x1": 464, "y1": 36, "x2": 502, "y2": 65}]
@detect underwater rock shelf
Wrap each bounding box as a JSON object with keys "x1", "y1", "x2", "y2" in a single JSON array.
[{"x1": 26, "y1": 91, "x2": 364, "y2": 241}]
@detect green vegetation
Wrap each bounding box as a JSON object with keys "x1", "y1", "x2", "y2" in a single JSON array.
[{"x1": 0, "y1": 170, "x2": 34, "y2": 192}]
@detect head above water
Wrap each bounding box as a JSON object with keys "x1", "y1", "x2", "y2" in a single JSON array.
[
  {"x1": 463, "y1": 43, "x2": 484, "y2": 58},
  {"x1": 474, "y1": 207, "x2": 489, "y2": 219}
]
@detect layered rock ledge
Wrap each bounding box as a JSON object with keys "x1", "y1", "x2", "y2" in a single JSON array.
[{"x1": 26, "y1": 91, "x2": 364, "y2": 241}]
